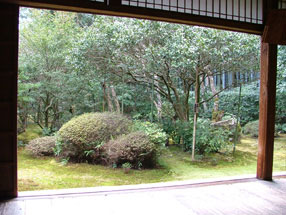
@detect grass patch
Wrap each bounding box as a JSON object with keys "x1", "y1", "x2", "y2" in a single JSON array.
[{"x1": 18, "y1": 135, "x2": 286, "y2": 191}]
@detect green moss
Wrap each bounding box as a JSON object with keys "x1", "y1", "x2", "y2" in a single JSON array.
[
  {"x1": 18, "y1": 124, "x2": 42, "y2": 145},
  {"x1": 18, "y1": 136, "x2": 286, "y2": 191}
]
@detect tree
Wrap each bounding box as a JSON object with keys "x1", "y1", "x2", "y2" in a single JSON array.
[
  {"x1": 19, "y1": 9, "x2": 80, "y2": 131},
  {"x1": 19, "y1": 9, "x2": 261, "y2": 142}
]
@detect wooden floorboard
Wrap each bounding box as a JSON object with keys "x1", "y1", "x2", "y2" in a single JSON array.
[{"x1": 0, "y1": 178, "x2": 286, "y2": 215}]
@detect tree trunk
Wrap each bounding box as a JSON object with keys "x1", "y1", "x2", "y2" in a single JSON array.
[
  {"x1": 200, "y1": 76, "x2": 208, "y2": 112},
  {"x1": 44, "y1": 109, "x2": 49, "y2": 128},
  {"x1": 152, "y1": 75, "x2": 163, "y2": 120},
  {"x1": 110, "y1": 86, "x2": 120, "y2": 113},
  {"x1": 209, "y1": 74, "x2": 219, "y2": 113},
  {"x1": 102, "y1": 82, "x2": 113, "y2": 112},
  {"x1": 172, "y1": 103, "x2": 188, "y2": 121},
  {"x1": 106, "y1": 86, "x2": 114, "y2": 112},
  {"x1": 155, "y1": 92, "x2": 162, "y2": 120},
  {"x1": 151, "y1": 92, "x2": 162, "y2": 121},
  {"x1": 51, "y1": 102, "x2": 60, "y2": 131},
  {"x1": 232, "y1": 72, "x2": 237, "y2": 88},
  {"x1": 192, "y1": 67, "x2": 200, "y2": 161}
]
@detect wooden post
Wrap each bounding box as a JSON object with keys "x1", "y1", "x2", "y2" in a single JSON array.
[
  {"x1": 0, "y1": 3, "x2": 19, "y2": 198},
  {"x1": 256, "y1": 40, "x2": 277, "y2": 180}
]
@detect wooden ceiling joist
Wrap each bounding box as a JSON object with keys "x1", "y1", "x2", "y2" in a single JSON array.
[{"x1": 0, "y1": 0, "x2": 264, "y2": 34}]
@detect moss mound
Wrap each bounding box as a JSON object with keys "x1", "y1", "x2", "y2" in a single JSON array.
[
  {"x1": 102, "y1": 131, "x2": 158, "y2": 169},
  {"x1": 26, "y1": 136, "x2": 56, "y2": 157},
  {"x1": 58, "y1": 112, "x2": 131, "y2": 162}
]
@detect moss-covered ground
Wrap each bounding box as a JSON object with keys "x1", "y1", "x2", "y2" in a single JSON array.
[{"x1": 18, "y1": 135, "x2": 286, "y2": 191}]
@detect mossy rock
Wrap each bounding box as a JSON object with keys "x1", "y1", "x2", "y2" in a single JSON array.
[{"x1": 58, "y1": 112, "x2": 132, "y2": 162}]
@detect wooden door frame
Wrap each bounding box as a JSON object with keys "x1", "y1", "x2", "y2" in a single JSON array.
[{"x1": 0, "y1": 0, "x2": 279, "y2": 198}]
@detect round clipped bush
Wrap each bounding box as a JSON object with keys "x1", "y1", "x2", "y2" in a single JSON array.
[
  {"x1": 26, "y1": 136, "x2": 56, "y2": 157},
  {"x1": 243, "y1": 120, "x2": 279, "y2": 137},
  {"x1": 243, "y1": 120, "x2": 259, "y2": 137},
  {"x1": 102, "y1": 131, "x2": 158, "y2": 169},
  {"x1": 57, "y1": 112, "x2": 131, "y2": 162}
]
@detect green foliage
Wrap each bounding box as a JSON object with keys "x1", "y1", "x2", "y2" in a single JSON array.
[
  {"x1": 132, "y1": 120, "x2": 167, "y2": 146},
  {"x1": 163, "y1": 119, "x2": 232, "y2": 154},
  {"x1": 243, "y1": 120, "x2": 259, "y2": 137},
  {"x1": 18, "y1": 124, "x2": 42, "y2": 145},
  {"x1": 19, "y1": 9, "x2": 261, "y2": 128},
  {"x1": 162, "y1": 119, "x2": 193, "y2": 146},
  {"x1": 57, "y1": 112, "x2": 131, "y2": 163},
  {"x1": 220, "y1": 81, "x2": 286, "y2": 127},
  {"x1": 276, "y1": 124, "x2": 286, "y2": 134},
  {"x1": 102, "y1": 131, "x2": 158, "y2": 169},
  {"x1": 26, "y1": 136, "x2": 56, "y2": 157},
  {"x1": 42, "y1": 127, "x2": 58, "y2": 136},
  {"x1": 243, "y1": 120, "x2": 281, "y2": 137},
  {"x1": 194, "y1": 119, "x2": 231, "y2": 154},
  {"x1": 219, "y1": 84, "x2": 260, "y2": 126},
  {"x1": 122, "y1": 162, "x2": 132, "y2": 169}
]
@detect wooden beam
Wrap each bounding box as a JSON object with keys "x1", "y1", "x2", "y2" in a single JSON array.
[
  {"x1": 257, "y1": 40, "x2": 277, "y2": 180},
  {"x1": 0, "y1": 3, "x2": 19, "y2": 198},
  {"x1": 263, "y1": 0, "x2": 279, "y2": 22},
  {"x1": 262, "y1": 9, "x2": 286, "y2": 45},
  {"x1": 0, "y1": 0, "x2": 264, "y2": 35}
]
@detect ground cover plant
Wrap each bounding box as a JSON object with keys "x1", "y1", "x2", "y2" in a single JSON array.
[{"x1": 18, "y1": 135, "x2": 286, "y2": 191}]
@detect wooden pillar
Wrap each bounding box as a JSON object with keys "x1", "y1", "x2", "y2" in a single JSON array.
[
  {"x1": 256, "y1": 40, "x2": 277, "y2": 180},
  {"x1": 0, "y1": 3, "x2": 19, "y2": 198}
]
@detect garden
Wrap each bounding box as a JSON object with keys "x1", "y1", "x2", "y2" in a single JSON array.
[{"x1": 17, "y1": 8, "x2": 286, "y2": 191}]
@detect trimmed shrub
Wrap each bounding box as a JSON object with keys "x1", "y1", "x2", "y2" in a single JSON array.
[
  {"x1": 132, "y1": 120, "x2": 167, "y2": 146},
  {"x1": 26, "y1": 136, "x2": 56, "y2": 157},
  {"x1": 102, "y1": 131, "x2": 157, "y2": 169},
  {"x1": 243, "y1": 120, "x2": 280, "y2": 137},
  {"x1": 57, "y1": 112, "x2": 131, "y2": 162},
  {"x1": 243, "y1": 120, "x2": 259, "y2": 137}
]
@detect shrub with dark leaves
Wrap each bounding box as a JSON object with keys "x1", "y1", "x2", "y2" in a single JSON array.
[
  {"x1": 102, "y1": 131, "x2": 158, "y2": 169},
  {"x1": 26, "y1": 136, "x2": 56, "y2": 157}
]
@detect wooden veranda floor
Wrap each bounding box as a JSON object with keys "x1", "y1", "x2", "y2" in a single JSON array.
[{"x1": 1, "y1": 177, "x2": 286, "y2": 215}]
